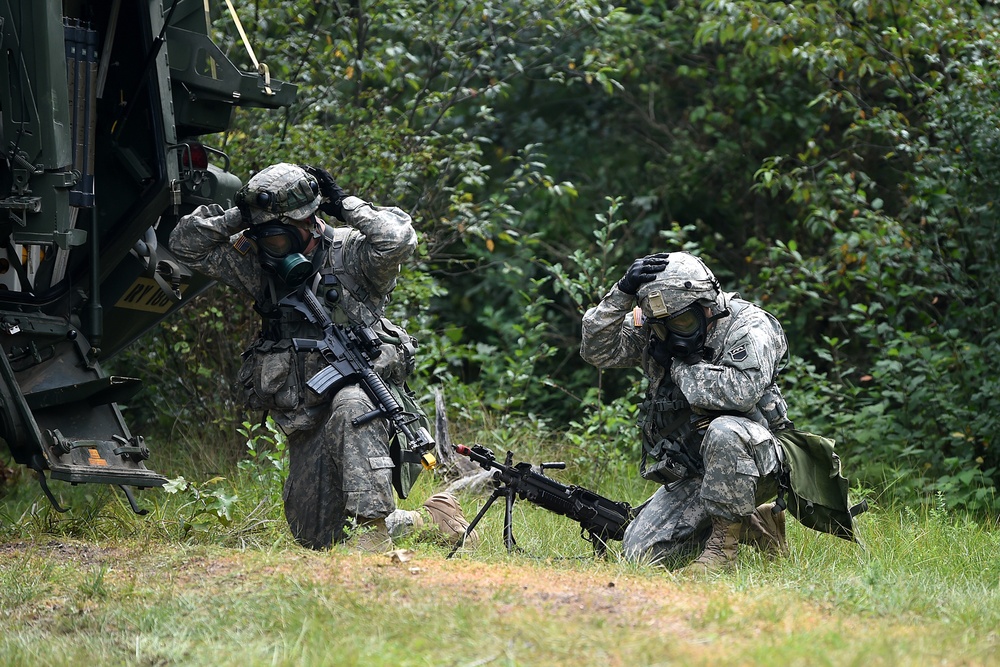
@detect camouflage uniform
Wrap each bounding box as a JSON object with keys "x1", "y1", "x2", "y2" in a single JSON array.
[
  {"x1": 170, "y1": 187, "x2": 417, "y2": 548},
  {"x1": 581, "y1": 256, "x2": 791, "y2": 566}
]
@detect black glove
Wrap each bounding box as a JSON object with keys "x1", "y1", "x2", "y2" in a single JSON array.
[
  {"x1": 301, "y1": 164, "x2": 349, "y2": 221},
  {"x1": 617, "y1": 253, "x2": 670, "y2": 295},
  {"x1": 237, "y1": 204, "x2": 253, "y2": 229},
  {"x1": 648, "y1": 338, "x2": 673, "y2": 368}
]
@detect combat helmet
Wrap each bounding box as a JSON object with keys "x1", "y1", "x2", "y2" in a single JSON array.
[
  {"x1": 635, "y1": 252, "x2": 723, "y2": 320},
  {"x1": 235, "y1": 163, "x2": 321, "y2": 225},
  {"x1": 635, "y1": 252, "x2": 726, "y2": 361}
]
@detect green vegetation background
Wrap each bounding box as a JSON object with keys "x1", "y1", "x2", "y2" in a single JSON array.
[
  {"x1": 8, "y1": 1, "x2": 1000, "y2": 518},
  {"x1": 5, "y1": 3, "x2": 1000, "y2": 664}
]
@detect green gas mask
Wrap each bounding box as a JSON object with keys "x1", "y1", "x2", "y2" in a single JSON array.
[{"x1": 247, "y1": 221, "x2": 317, "y2": 288}]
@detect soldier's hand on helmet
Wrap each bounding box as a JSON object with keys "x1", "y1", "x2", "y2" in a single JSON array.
[
  {"x1": 301, "y1": 164, "x2": 349, "y2": 221},
  {"x1": 617, "y1": 253, "x2": 671, "y2": 295},
  {"x1": 236, "y1": 203, "x2": 254, "y2": 230}
]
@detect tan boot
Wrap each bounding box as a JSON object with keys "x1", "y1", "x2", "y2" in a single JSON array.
[
  {"x1": 423, "y1": 492, "x2": 479, "y2": 548},
  {"x1": 347, "y1": 518, "x2": 393, "y2": 554},
  {"x1": 682, "y1": 516, "x2": 742, "y2": 574},
  {"x1": 740, "y1": 503, "x2": 789, "y2": 558}
]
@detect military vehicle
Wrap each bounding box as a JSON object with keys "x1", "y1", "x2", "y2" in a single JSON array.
[{"x1": 0, "y1": 0, "x2": 294, "y2": 512}]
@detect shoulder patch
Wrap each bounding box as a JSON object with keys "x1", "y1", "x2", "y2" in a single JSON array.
[
  {"x1": 729, "y1": 345, "x2": 748, "y2": 362},
  {"x1": 232, "y1": 233, "x2": 253, "y2": 255}
]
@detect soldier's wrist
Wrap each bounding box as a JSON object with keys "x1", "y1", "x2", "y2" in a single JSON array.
[{"x1": 607, "y1": 284, "x2": 637, "y2": 308}]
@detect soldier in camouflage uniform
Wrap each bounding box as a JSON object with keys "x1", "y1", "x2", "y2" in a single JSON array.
[
  {"x1": 581, "y1": 252, "x2": 790, "y2": 572},
  {"x1": 169, "y1": 163, "x2": 476, "y2": 552}
]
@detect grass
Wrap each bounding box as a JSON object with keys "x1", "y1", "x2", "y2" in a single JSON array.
[{"x1": 2, "y1": 443, "x2": 999, "y2": 666}]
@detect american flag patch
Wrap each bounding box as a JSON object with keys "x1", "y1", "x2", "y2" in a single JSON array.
[{"x1": 232, "y1": 233, "x2": 253, "y2": 255}]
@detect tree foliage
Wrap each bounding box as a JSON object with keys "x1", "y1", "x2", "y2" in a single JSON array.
[{"x1": 116, "y1": 0, "x2": 1000, "y2": 512}]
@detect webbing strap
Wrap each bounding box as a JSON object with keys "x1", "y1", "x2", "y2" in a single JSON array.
[
  {"x1": 325, "y1": 229, "x2": 370, "y2": 304},
  {"x1": 223, "y1": 0, "x2": 273, "y2": 95}
]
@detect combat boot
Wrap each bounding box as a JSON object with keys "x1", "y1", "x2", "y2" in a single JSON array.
[
  {"x1": 740, "y1": 502, "x2": 789, "y2": 558},
  {"x1": 423, "y1": 492, "x2": 480, "y2": 548},
  {"x1": 681, "y1": 515, "x2": 742, "y2": 574},
  {"x1": 347, "y1": 518, "x2": 393, "y2": 554}
]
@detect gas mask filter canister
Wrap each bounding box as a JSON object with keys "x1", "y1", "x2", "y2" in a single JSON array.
[{"x1": 248, "y1": 221, "x2": 316, "y2": 288}]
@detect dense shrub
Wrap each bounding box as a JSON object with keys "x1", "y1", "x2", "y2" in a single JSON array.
[{"x1": 111, "y1": 0, "x2": 1000, "y2": 513}]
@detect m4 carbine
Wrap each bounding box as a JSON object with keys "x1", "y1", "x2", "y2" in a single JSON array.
[
  {"x1": 278, "y1": 285, "x2": 437, "y2": 479},
  {"x1": 448, "y1": 444, "x2": 635, "y2": 557}
]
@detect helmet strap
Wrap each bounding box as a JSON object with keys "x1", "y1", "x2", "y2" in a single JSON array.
[{"x1": 707, "y1": 307, "x2": 730, "y2": 324}]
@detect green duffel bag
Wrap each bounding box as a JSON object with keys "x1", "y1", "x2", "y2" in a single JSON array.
[{"x1": 775, "y1": 428, "x2": 868, "y2": 541}]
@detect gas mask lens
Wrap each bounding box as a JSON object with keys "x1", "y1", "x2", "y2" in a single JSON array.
[
  {"x1": 665, "y1": 308, "x2": 702, "y2": 335},
  {"x1": 257, "y1": 231, "x2": 296, "y2": 255},
  {"x1": 633, "y1": 304, "x2": 705, "y2": 341},
  {"x1": 250, "y1": 222, "x2": 306, "y2": 257}
]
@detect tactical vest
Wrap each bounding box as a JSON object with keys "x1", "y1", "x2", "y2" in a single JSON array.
[
  {"x1": 636, "y1": 298, "x2": 789, "y2": 484},
  {"x1": 247, "y1": 225, "x2": 416, "y2": 407},
  {"x1": 637, "y1": 380, "x2": 703, "y2": 484},
  {"x1": 255, "y1": 228, "x2": 369, "y2": 340}
]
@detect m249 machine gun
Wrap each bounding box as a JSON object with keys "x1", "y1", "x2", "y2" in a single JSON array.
[
  {"x1": 447, "y1": 444, "x2": 636, "y2": 558},
  {"x1": 0, "y1": 1, "x2": 294, "y2": 512}
]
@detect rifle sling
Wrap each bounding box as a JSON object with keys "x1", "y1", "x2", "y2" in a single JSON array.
[{"x1": 325, "y1": 227, "x2": 370, "y2": 304}]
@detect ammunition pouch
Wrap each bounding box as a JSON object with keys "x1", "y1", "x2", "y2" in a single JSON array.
[
  {"x1": 238, "y1": 338, "x2": 330, "y2": 414},
  {"x1": 639, "y1": 422, "x2": 707, "y2": 485},
  {"x1": 640, "y1": 445, "x2": 689, "y2": 484},
  {"x1": 378, "y1": 317, "x2": 418, "y2": 382},
  {"x1": 239, "y1": 339, "x2": 302, "y2": 412},
  {"x1": 638, "y1": 382, "x2": 705, "y2": 484}
]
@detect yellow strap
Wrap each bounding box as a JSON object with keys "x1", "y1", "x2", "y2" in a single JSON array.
[{"x1": 223, "y1": 0, "x2": 273, "y2": 95}]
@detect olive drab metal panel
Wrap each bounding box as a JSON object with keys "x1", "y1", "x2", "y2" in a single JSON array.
[{"x1": 0, "y1": 0, "x2": 295, "y2": 511}]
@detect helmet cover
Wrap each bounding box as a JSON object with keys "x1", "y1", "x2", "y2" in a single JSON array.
[
  {"x1": 236, "y1": 163, "x2": 321, "y2": 225},
  {"x1": 635, "y1": 252, "x2": 722, "y2": 320}
]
